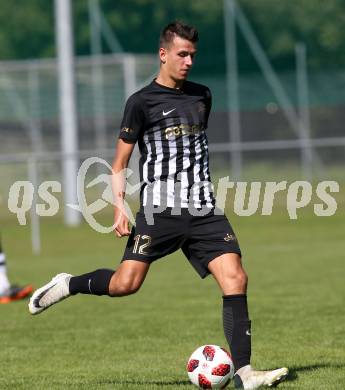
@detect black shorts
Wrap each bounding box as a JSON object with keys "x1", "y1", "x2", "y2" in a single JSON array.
[{"x1": 122, "y1": 208, "x2": 241, "y2": 278}]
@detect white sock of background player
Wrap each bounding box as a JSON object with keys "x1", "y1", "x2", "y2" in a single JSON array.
[{"x1": 0, "y1": 249, "x2": 11, "y2": 295}]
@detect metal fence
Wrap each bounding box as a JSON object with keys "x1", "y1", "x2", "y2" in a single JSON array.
[
  {"x1": 1, "y1": 42, "x2": 344, "y2": 253},
  {"x1": 1, "y1": 54, "x2": 344, "y2": 165},
  {"x1": 0, "y1": 54, "x2": 158, "y2": 155}
]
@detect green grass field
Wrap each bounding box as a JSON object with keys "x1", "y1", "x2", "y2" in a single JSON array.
[{"x1": 1, "y1": 201, "x2": 344, "y2": 389}]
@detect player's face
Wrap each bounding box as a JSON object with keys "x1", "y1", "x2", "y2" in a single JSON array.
[{"x1": 160, "y1": 36, "x2": 197, "y2": 81}]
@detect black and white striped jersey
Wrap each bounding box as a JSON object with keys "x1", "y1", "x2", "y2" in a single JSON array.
[{"x1": 119, "y1": 79, "x2": 216, "y2": 209}]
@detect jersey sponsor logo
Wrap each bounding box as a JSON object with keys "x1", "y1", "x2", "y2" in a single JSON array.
[
  {"x1": 164, "y1": 123, "x2": 202, "y2": 139},
  {"x1": 162, "y1": 108, "x2": 176, "y2": 116}
]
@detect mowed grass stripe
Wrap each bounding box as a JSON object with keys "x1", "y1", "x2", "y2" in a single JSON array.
[{"x1": 1, "y1": 209, "x2": 344, "y2": 389}]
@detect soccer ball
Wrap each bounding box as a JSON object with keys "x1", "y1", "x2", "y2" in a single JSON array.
[{"x1": 187, "y1": 345, "x2": 234, "y2": 389}]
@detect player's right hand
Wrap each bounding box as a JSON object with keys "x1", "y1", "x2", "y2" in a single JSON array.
[{"x1": 114, "y1": 206, "x2": 131, "y2": 237}]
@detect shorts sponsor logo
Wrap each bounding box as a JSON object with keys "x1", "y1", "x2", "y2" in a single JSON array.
[{"x1": 224, "y1": 233, "x2": 236, "y2": 242}]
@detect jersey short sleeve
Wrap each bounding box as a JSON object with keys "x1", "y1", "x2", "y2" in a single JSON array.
[
  {"x1": 204, "y1": 87, "x2": 212, "y2": 128},
  {"x1": 118, "y1": 93, "x2": 146, "y2": 143}
]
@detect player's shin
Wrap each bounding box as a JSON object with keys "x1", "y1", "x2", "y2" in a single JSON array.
[
  {"x1": 223, "y1": 294, "x2": 251, "y2": 371},
  {"x1": 69, "y1": 269, "x2": 115, "y2": 296}
]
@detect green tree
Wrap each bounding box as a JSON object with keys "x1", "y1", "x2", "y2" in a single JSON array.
[
  {"x1": 0, "y1": 0, "x2": 344, "y2": 72},
  {"x1": 0, "y1": 0, "x2": 54, "y2": 59},
  {"x1": 240, "y1": 0, "x2": 345, "y2": 69}
]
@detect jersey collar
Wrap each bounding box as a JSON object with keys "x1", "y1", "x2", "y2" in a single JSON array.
[{"x1": 152, "y1": 79, "x2": 185, "y2": 94}]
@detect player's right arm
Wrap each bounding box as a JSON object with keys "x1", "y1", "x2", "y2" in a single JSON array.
[
  {"x1": 113, "y1": 92, "x2": 146, "y2": 238},
  {"x1": 112, "y1": 139, "x2": 136, "y2": 237}
]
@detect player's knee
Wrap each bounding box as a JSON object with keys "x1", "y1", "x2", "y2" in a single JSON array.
[
  {"x1": 108, "y1": 278, "x2": 141, "y2": 297},
  {"x1": 224, "y1": 268, "x2": 248, "y2": 290},
  {"x1": 236, "y1": 269, "x2": 248, "y2": 289}
]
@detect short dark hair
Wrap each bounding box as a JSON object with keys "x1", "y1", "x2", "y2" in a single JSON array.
[{"x1": 159, "y1": 21, "x2": 199, "y2": 48}]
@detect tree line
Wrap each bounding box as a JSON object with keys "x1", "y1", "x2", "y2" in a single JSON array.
[{"x1": 0, "y1": 0, "x2": 343, "y2": 73}]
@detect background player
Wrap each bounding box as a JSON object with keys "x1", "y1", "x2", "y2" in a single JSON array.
[
  {"x1": 0, "y1": 235, "x2": 33, "y2": 304},
  {"x1": 29, "y1": 22, "x2": 288, "y2": 389}
]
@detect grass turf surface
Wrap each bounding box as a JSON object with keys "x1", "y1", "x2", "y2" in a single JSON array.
[{"x1": 1, "y1": 205, "x2": 344, "y2": 389}]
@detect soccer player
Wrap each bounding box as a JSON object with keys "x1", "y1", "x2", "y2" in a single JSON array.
[
  {"x1": 0, "y1": 236, "x2": 33, "y2": 304},
  {"x1": 29, "y1": 22, "x2": 288, "y2": 389}
]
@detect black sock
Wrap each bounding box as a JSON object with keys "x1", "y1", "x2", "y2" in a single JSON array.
[
  {"x1": 69, "y1": 269, "x2": 115, "y2": 296},
  {"x1": 223, "y1": 294, "x2": 251, "y2": 371}
]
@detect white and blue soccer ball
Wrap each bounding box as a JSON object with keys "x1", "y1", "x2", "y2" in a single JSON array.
[{"x1": 187, "y1": 345, "x2": 234, "y2": 389}]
